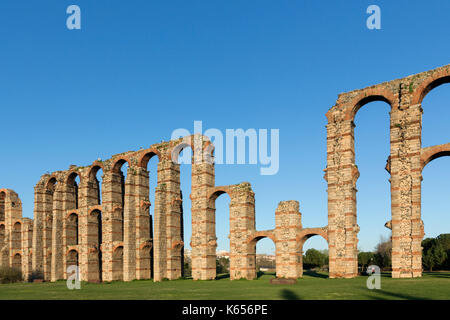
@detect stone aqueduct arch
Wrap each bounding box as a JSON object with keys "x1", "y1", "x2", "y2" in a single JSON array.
[
  {"x1": 0, "y1": 64, "x2": 449, "y2": 281},
  {"x1": 325, "y1": 64, "x2": 450, "y2": 278}
]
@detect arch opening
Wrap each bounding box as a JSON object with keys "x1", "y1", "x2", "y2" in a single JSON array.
[
  {"x1": 112, "y1": 159, "x2": 129, "y2": 243},
  {"x1": 66, "y1": 249, "x2": 79, "y2": 270},
  {"x1": 354, "y1": 100, "x2": 392, "y2": 254},
  {"x1": 43, "y1": 177, "x2": 57, "y2": 280},
  {"x1": 89, "y1": 165, "x2": 103, "y2": 205},
  {"x1": 112, "y1": 246, "x2": 124, "y2": 281},
  {"x1": 12, "y1": 253, "x2": 22, "y2": 271},
  {"x1": 66, "y1": 213, "x2": 79, "y2": 246},
  {"x1": 208, "y1": 190, "x2": 231, "y2": 279},
  {"x1": 67, "y1": 172, "x2": 80, "y2": 210},
  {"x1": 421, "y1": 82, "x2": 450, "y2": 148},
  {"x1": 421, "y1": 156, "x2": 450, "y2": 245},
  {"x1": 0, "y1": 224, "x2": 5, "y2": 252},
  {"x1": 416, "y1": 75, "x2": 450, "y2": 105},
  {"x1": 252, "y1": 237, "x2": 276, "y2": 278},
  {"x1": 178, "y1": 147, "x2": 192, "y2": 278},
  {"x1": 88, "y1": 209, "x2": 102, "y2": 282},
  {"x1": 300, "y1": 234, "x2": 329, "y2": 277},
  {"x1": 0, "y1": 191, "x2": 5, "y2": 222},
  {"x1": 12, "y1": 222, "x2": 22, "y2": 250},
  {"x1": 140, "y1": 151, "x2": 160, "y2": 280},
  {"x1": 352, "y1": 95, "x2": 393, "y2": 119}
]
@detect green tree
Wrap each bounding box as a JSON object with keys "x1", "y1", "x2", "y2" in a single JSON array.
[
  {"x1": 303, "y1": 249, "x2": 327, "y2": 269},
  {"x1": 374, "y1": 235, "x2": 392, "y2": 270},
  {"x1": 216, "y1": 257, "x2": 229, "y2": 274},
  {"x1": 358, "y1": 252, "x2": 375, "y2": 273},
  {"x1": 433, "y1": 243, "x2": 447, "y2": 270}
]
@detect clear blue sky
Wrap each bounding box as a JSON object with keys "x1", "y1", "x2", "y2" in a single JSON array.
[{"x1": 1, "y1": 1, "x2": 449, "y2": 254}]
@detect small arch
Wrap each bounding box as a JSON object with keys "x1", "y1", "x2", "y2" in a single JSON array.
[
  {"x1": 0, "y1": 191, "x2": 5, "y2": 222},
  {"x1": 139, "y1": 241, "x2": 153, "y2": 251},
  {"x1": 45, "y1": 177, "x2": 58, "y2": 192},
  {"x1": 169, "y1": 135, "x2": 214, "y2": 164},
  {"x1": 0, "y1": 224, "x2": 5, "y2": 247},
  {"x1": 66, "y1": 249, "x2": 79, "y2": 270},
  {"x1": 412, "y1": 70, "x2": 450, "y2": 105},
  {"x1": 12, "y1": 253, "x2": 22, "y2": 271},
  {"x1": 112, "y1": 245, "x2": 124, "y2": 281},
  {"x1": 88, "y1": 206, "x2": 102, "y2": 216},
  {"x1": 421, "y1": 145, "x2": 450, "y2": 170},
  {"x1": 247, "y1": 231, "x2": 276, "y2": 245},
  {"x1": 138, "y1": 149, "x2": 161, "y2": 168},
  {"x1": 344, "y1": 88, "x2": 395, "y2": 120},
  {"x1": 88, "y1": 160, "x2": 103, "y2": 179},
  {"x1": 171, "y1": 240, "x2": 184, "y2": 250},
  {"x1": 208, "y1": 187, "x2": 232, "y2": 202},
  {"x1": 247, "y1": 232, "x2": 276, "y2": 277},
  {"x1": 297, "y1": 228, "x2": 329, "y2": 244},
  {"x1": 12, "y1": 222, "x2": 22, "y2": 250},
  {"x1": 66, "y1": 212, "x2": 79, "y2": 246},
  {"x1": 88, "y1": 164, "x2": 103, "y2": 181},
  {"x1": 170, "y1": 141, "x2": 195, "y2": 164},
  {"x1": 112, "y1": 243, "x2": 124, "y2": 253},
  {"x1": 65, "y1": 247, "x2": 80, "y2": 256},
  {"x1": 112, "y1": 158, "x2": 130, "y2": 174},
  {"x1": 66, "y1": 171, "x2": 81, "y2": 186}
]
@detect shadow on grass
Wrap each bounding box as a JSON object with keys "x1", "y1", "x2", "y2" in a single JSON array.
[
  {"x1": 215, "y1": 273, "x2": 230, "y2": 280},
  {"x1": 423, "y1": 272, "x2": 450, "y2": 279},
  {"x1": 280, "y1": 289, "x2": 301, "y2": 300},
  {"x1": 365, "y1": 289, "x2": 430, "y2": 300},
  {"x1": 303, "y1": 270, "x2": 328, "y2": 279},
  {"x1": 257, "y1": 271, "x2": 275, "y2": 279}
]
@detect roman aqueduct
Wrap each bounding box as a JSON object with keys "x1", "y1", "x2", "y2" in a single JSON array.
[{"x1": 0, "y1": 64, "x2": 449, "y2": 281}]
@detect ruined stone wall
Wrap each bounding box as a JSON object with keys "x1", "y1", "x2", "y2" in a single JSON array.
[
  {"x1": 0, "y1": 189, "x2": 33, "y2": 280},
  {"x1": 326, "y1": 63, "x2": 450, "y2": 278}
]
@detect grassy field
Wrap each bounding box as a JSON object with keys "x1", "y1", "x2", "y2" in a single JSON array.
[{"x1": 0, "y1": 271, "x2": 449, "y2": 300}]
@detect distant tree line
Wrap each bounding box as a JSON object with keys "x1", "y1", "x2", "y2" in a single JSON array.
[{"x1": 358, "y1": 233, "x2": 450, "y2": 272}]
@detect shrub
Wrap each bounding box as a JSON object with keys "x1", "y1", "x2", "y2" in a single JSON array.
[
  {"x1": 0, "y1": 266, "x2": 23, "y2": 284},
  {"x1": 28, "y1": 270, "x2": 44, "y2": 282}
]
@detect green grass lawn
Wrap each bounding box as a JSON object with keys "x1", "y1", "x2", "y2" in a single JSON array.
[{"x1": 0, "y1": 271, "x2": 449, "y2": 300}]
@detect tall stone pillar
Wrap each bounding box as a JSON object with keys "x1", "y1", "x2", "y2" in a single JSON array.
[
  {"x1": 32, "y1": 178, "x2": 46, "y2": 275},
  {"x1": 154, "y1": 159, "x2": 182, "y2": 281},
  {"x1": 77, "y1": 170, "x2": 90, "y2": 282},
  {"x1": 101, "y1": 169, "x2": 124, "y2": 281},
  {"x1": 21, "y1": 218, "x2": 33, "y2": 280},
  {"x1": 274, "y1": 201, "x2": 302, "y2": 279},
  {"x1": 191, "y1": 160, "x2": 215, "y2": 280},
  {"x1": 153, "y1": 160, "x2": 168, "y2": 282},
  {"x1": 51, "y1": 178, "x2": 65, "y2": 281},
  {"x1": 325, "y1": 110, "x2": 359, "y2": 278},
  {"x1": 229, "y1": 183, "x2": 256, "y2": 280},
  {"x1": 390, "y1": 90, "x2": 423, "y2": 278},
  {"x1": 123, "y1": 166, "x2": 138, "y2": 281},
  {"x1": 83, "y1": 170, "x2": 102, "y2": 282},
  {"x1": 134, "y1": 167, "x2": 152, "y2": 280}
]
